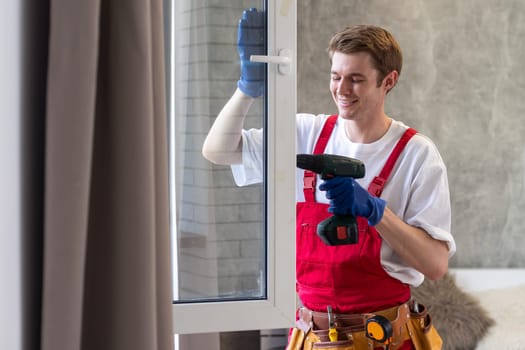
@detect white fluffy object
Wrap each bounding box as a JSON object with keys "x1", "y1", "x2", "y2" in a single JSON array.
[{"x1": 473, "y1": 283, "x2": 525, "y2": 349}]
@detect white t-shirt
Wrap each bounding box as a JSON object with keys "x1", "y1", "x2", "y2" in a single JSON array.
[{"x1": 232, "y1": 114, "x2": 456, "y2": 287}]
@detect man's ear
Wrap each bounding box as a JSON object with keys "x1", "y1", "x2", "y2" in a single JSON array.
[{"x1": 383, "y1": 70, "x2": 399, "y2": 93}]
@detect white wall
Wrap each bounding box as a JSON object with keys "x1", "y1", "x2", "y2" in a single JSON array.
[
  {"x1": 1, "y1": 0, "x2": 23, "y2": 349},
  {"x1": 1, "y1": 1, "x2": 47, "y2": 349}
]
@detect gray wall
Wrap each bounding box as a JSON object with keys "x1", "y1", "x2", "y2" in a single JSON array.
[{"x1": 298, "y1": 0, "x2": 525, "y2": 268}]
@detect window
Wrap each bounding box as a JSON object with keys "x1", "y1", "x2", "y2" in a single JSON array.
[{"x1": 168, "y1": 0, "x2": 297, "y2": 335}]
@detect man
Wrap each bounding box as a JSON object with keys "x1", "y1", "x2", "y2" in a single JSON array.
[{"x1": 202, "y1": 9, "x2": 455, "y2": 350}]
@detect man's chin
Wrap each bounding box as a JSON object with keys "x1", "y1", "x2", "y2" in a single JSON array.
[{"x1": 337, "y1": 111, "x2": 356, "y2": 120}]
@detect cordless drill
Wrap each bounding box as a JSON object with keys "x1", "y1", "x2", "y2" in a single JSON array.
[{"x1": 297, "y1": 154, "x2": 365, "y2": 246}]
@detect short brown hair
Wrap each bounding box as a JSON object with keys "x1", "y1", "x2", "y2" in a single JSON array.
[{"x1": 327, "y1": 25, "x2": 403, "y2": 87}]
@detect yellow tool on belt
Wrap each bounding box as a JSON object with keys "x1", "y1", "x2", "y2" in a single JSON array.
[
  {"x1": 327, "y1": 305, "x2": 338, "y2": 341},
  {"x1": 366, "y1": 315, "x2": 393, "y2": 349}
]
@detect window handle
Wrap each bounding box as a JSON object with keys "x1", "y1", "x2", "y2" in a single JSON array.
[{"x1": 250, "y1": 49, "x2": 292, "y2": 75}]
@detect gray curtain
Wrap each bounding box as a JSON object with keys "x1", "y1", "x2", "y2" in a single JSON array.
[{"x1": 41, "y1": 0, "x2": 173, "y2": 349}]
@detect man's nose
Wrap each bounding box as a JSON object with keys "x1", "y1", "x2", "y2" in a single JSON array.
[{"x1": 338, "y1": 78, "x2": 352, "y2": 94}]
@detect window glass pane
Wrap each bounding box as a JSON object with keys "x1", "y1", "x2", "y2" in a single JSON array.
[{"x1": 170, "y1": 0, "x2": 267, "y2": 303}]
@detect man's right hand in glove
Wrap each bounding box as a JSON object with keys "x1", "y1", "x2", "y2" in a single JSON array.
[
  {"x1": 319, "y1": 177, "x2": 387, "y2": 226},
  {"x1": 237, "y1": 8, "x2": 266, "y2": 98}
]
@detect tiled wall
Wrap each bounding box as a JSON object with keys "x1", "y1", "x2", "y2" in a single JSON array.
[{"x1": 173, "y1": 0, "x2": 266, "y2": 301}]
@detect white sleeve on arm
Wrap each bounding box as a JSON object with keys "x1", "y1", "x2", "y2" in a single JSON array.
[
  {"x1": 380, "y1": 132, "x2": 456, "y2": 286},
  {"x1": 232, "y1": 113, "x2": 324, "y2": 186},
  {"x1": 405, "y1": 138, "x2": 456, "y2": 258},
  {"x1": 231, "y1": 128, "x2": 264, "y2": 186}
]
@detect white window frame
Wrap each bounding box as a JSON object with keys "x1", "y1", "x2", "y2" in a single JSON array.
[{"x1": 169, "y1": 0, "x2": 297, "y2": 334}]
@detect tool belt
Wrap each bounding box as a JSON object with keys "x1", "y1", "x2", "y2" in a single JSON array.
[{"x1": 286, "y1": 301, "x2": 442, "y2": 350}]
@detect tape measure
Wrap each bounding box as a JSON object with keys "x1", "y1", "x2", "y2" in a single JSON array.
[{"x1": 366, "y1": 315, "x2": 393, "y2": 345}]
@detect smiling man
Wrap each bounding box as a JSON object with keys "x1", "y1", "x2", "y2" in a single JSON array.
[{"x1": 202, "y1": 20, "x2": 455, "y2": 350}]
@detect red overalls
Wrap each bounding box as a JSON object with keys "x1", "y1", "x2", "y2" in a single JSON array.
[{"x1": 296, "y1": 115, "x2": 416, "y2": 316}]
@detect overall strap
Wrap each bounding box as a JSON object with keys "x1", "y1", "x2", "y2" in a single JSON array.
[
  {"x1": 368, "y1": 128, "x2": 418, "y2": 197},
  {"x1": 303, "y1": 115, "x2": 338, "y2": 202}
]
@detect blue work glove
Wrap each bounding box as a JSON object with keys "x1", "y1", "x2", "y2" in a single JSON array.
[
  {"x1": 237, "y1": 8, "x2": 266, "y2": 98},
  {"x1": 319, "y1": 177, "x2": 386, "y2": 226}
]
